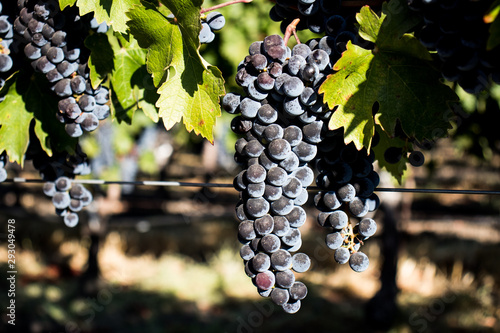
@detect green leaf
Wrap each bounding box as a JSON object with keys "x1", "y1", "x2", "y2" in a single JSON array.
[
  {"x1": 321, "y1": 0, "x2": 457, "y2": 153},
  {"x1": 371, "y1": 126, "x2": 408, "y2": 184},
  {"x1": 376, "y1": 1, "x2": 429, "y2": 59},
  {"x1": 486, "y1": 2, "x2": 500, "y2": 50},
  {"x1": 59, "y1": 0, "x2": 77, "y2": 10},
  {"x1": 0, "y1": 76, "x2": 32, "y2": 165},
  {"x1": 160, "y1": 0, "x2": 203, "y2": 52},
  {"x1": 126, "y1": 1, "x2": 190, "y2": 88},
  {"x1": 0, "y1": 72, "x2": 77, "y2": 164},
  {"x1": 127, "y1": 3, "x2": 177, "y2": 86},
  {"x1": 76, "y1": 0, "x2": 140, "y2": 34},
  {"x1": 485, "y1": 0, "x2": 500, "y2": 23},
  {"x1": 320, "y1": 43, "x2": 375, "y2": 150},
  {"x1": 138, "y1": 72, "x2": 160, "y2": 123},
  {"x1": 356, "y1": 5, "x2": 384, "y2": 43},
  {"x1": 156, "y1": 64, "x2": 224, "y2": 143},
  {"x1": 487, "y1": 19, "x2": 500, "y2": 50},
  {"x1": 108, "y1": 33, "x2": 158, "y2": 123},
  {"x1": 85, "y1": 32, "x2": 115, "y2": 89},
  {"x1": 128, "y1": 0, "x2": 225, "y2": 142}
]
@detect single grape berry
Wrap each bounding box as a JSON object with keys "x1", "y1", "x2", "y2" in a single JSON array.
[
  {"x1": 271, "y1": 288, "x2": 289, "y2": 306},
  {"x1": 349, "y1": 252, "x2": 369, "y2": 272},
  {"x1": 206, "y1": 11, "x2": 225, "y2": 31},
  {"x1": 358, "y1": 218, "x2": 377, "y2": 238},
  {"x1": 384, "y1": 146, "x2": 403, "y2": 164},
  {"x1": 334, "y1": 247, "x2": 350, "y2": 264},
  {"x1": 409, "y1": 150, "x2": 425, "y2": 167},
  {"x1": 64, "y1": 212, "x2": 79, "y2": 227}
]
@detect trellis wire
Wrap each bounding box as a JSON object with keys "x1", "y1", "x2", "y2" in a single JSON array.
[{"x1": 3, "y1": 177, "x2": 500, "y2": 195}]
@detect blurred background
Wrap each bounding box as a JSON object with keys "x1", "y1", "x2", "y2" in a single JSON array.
[{"x1": 1, "y1": 1, "x2": 500, "y2": 332}]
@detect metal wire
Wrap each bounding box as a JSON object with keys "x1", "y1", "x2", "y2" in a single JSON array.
[{"x1": 2, "y1": 177, "x2": 500, "y2": 195}]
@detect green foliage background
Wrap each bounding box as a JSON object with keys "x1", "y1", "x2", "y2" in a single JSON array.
[{"x1": 81, "y1": 0, "x2": 282, "y2": 178}]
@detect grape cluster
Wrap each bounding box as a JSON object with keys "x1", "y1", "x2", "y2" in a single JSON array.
[
  {"x1": 408, "y1": 0, "x2": 500, "y2": 93},
  {"x1": 15, "y1": 0, "x2": 110, "y2": 137},
  {"x1": 314, "y1": 134, "x2": 380, "y2": 272},
  {"x1": 29, "y1": 143, "x2": 91, "y2": 181},
  {"x1": 57, "y1": 82, "x2": 110, "y2": 137},
  {"x1": 224, "y1": 34, "x2": 345, "y2": 313},
  {"x1": 199, "y1": 11, "x2": 225, "y2": 44},
  {"x1": 43, "y1": 176, "x2": 93, "y2": 227},
  {"x1": 0, "y1": 151, "x2": 7, "y2": 182},
  {"x1": 225, "y1": 28, "x2": 385, "y2": 310},
  {"x1": 0, "y1": 2, "x2": 15, "y2": 73},
  {"x1": 269, "y1": 0, "x2": 360, "y2": 50},
  {"x1": 27, "y1": 142, "x2": 92, "y2": 227}
]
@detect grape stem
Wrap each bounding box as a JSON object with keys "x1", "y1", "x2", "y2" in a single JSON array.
[
  {"x1": 342, "y1": 224, "x2": 363, "y2": 253},
  {"x1": 283, "y1": 18, "x2": 301, "y2": 46},
  {"x1": 268, "y1": 0, "x2": 384, "y2": 7},
  {"x1": 200, "y1": 0, "x2": 253, "y2": 14}
]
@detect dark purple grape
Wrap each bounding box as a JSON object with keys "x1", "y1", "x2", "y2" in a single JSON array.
[
  {"x1": 46, "y1": 47, "x2": 64, "y2": 64},
  {"x1": 76, "y1": 113, "x2": 99, "y2": 132}
]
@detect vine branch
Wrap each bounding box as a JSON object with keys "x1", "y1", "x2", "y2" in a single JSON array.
[
  {"x1": 268, "y1": 0, "x2": 384, "y2": 8},
  {"x1": 201, "y1": 0, "x2": 253, "y2": 14},
  {"x1": 283, "y1": 18, "x2": 301, "y2": 46}
]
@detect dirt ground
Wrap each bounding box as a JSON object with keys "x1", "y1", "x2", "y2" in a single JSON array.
[{"x1": 0, "y1": 138, "x2": 499, "y2": 333}]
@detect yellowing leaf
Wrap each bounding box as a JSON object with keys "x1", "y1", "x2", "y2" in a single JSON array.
[
  {"x1": 322, "y1": 2, "x2": 456, "y2": 141},
  {"x1": 157, "y1": 62, "x2": 224, "y2": 142},
  {"x1": 320, "y1": 42, "x2": 375, "y2": 150},
  {"x1": 59, "y1": 0, "x2": 77, "y2": 10},
  {"x1": 486, "y1": 1, "x2": 500, "y2": 50},
  {"x1": 127, "y1": 1, "x2": 224, "y2": 142},
  {"x1": 320, "y1": 0, "x2": 458, "y2": 181}
]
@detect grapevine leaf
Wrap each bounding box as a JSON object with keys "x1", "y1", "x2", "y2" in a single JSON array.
[
  {"x1": 371, "y1": 126, "x2": 407, "y2": 184},
  {"x1": 128, "y1": 0, "x2": 225, "y2": 142},
  {"x1": 127, "y1": 2, "x2": 177, "y2": 87},
  {"x1": 137, "y1": 69, "x2": 160, "y2": 123},
  {"x1": 34, "y1": 119, "x2": 51, "y2": 156},
  {"x1": 375, "y1": 1, "x2": 428, "y2": 59},
  {"x1": 0, "y1": 72, "x2": 77, "y2": 164},
  {"x1": 320, "y1": 44, "x2": 375, "y2": 150},
  {"x1": 356, "y1": 4, "x2": 429, "y2": 60},
  {"x1": 487, "y1": 19, "x2": 500, "y2": 50},
  {"x1": 0, "y1": 77, "x2": 32, "y2": 165},
  {"x1": 485, "y1": 2, "x2": 500, "y2": 50},
  {"x1": 76, "y1": 0, "x2": 140, "y2": 34},
  {"x1": 356, "y1": 5, "x2": 384, "y2": 43},
  {"x1": 156, "y1": 64, "x2": 224, "y2": 143},
  {"x1": 321, "y1": 0, "x2": 457, "y2": 155},
  {"x1": 85, "y1": 32, "x2": 114, "y2": 89},
  {"x1": 108, "y1": 33, "x2": 157, "y2": 123},
  {"x1": 59, "y1": 0, "x2": 77, "y2": 10},
  {"x1": 140, "y1": 102, "x2": 159, "y2": 123},
  {"x1": 160, "y1": 0, "x2": 203, "y2": 52},
  {"x1": 485, "y1": 0, "x2": 500, "y2": 23}
]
